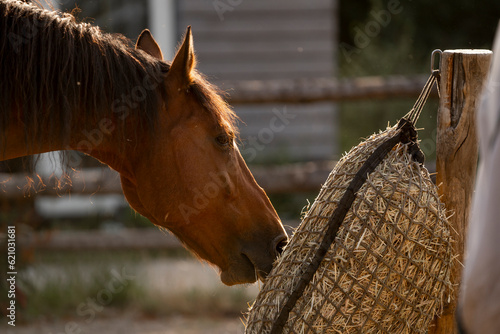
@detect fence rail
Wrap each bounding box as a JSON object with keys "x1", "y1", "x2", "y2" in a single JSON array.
[
  {"x1": 220, "y1": 74, "x2": 435, "y2": 104},
  {"x1": 9, "y1": 228, "x2": 181, "y2": 251},
  {"x1": 0, "y1": 161, "x2": 336, "y2": 199},
  {"x1": 0, "y1": 225, "x2": 300, "y2": 251}
]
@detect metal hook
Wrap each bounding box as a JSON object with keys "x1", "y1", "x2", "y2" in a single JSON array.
[{"x1": 431, "y1": 49, "x2": 442, "y2": 73}]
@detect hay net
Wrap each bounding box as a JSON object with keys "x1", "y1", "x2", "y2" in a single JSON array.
[{"x1": 245, "y1": 72, "x2": 453, "y2": 334}]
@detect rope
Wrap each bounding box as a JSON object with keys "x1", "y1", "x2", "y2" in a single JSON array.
[{"x1": 404, "y1": 70, "x2": 440, "y2": 125}]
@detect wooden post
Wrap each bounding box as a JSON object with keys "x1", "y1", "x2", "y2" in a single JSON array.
[{"x1": 429, "y1": 49, "x2": 492, "y2": 333}]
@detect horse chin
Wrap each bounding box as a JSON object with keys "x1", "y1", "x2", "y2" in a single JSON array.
[{"x1": 220, "y1": 254, "x2": 259, "y2": 286}]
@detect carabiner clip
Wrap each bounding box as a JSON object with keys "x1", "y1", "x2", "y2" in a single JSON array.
[{"x1": 431, "y1": 49, "x2": 442, "y2": 74}]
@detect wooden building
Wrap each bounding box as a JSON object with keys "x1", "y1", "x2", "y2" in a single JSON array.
[{"x1": 179, "y1": 0, "x2": 339, "y2": 162}]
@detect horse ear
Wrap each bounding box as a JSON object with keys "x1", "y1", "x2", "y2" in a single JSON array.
[
  {"x1": 169, "y1": 26, "x2": 196, "y2": 88},
  {"x1": 136, "y1": 29, "x2": 163, "y2": 60}
]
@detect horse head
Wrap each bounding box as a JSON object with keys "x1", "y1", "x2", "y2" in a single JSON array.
[{"x1": 120, "y1": 28, "x2": 288, "y2": 285}]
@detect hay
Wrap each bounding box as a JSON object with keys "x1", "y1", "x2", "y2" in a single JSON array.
[{"x1": 245, "y1": 125, "x2": 453, "y2": 334}]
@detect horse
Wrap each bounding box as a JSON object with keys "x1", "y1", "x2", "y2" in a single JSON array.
[
  {"x1": 0, "y1": 0, "x2": 287, "y2": 286},
  {"x1": 458, "y1": 24, "x2": 500, "y2": 333}
]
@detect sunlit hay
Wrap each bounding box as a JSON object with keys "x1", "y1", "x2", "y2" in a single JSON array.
[{"x1": 245, "y1": 125, "x2": 453, "y2": 334}]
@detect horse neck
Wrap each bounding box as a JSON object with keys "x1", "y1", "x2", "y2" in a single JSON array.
[{"x1": 1, "y1": 112, "x2": 140, "y2": 180}]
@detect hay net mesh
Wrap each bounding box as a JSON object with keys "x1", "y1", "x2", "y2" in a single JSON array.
[{"x1": 245, "y1": 124, "x2": 453, "y2": 334}]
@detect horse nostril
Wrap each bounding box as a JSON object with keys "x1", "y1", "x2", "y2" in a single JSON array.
[{"x1": 275, "y1": 237, "x2": 288, "y2": 256}]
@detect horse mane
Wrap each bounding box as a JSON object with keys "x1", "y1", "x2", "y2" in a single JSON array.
[{"x1": 0, "y1": 0, "x2": 238, "y2": 155}]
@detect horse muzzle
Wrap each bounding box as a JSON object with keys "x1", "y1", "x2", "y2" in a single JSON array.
[{"x1": 220, "y1": 234, "x2": 288, "y2": 286}]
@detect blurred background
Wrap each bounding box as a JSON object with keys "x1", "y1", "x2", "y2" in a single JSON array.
[{"x1": 1, "y1": 0, "x2": 499, "y2": 333}]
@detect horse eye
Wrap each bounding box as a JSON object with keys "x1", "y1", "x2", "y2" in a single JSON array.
[{"x1": 215, "y1": 134, "x2": 232, "y2": 147}]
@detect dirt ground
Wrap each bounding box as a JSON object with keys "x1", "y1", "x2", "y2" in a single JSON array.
[
  {"x1": 2, "y1": 258, "x2": 256, "y2": 334},
  {"x1": 3, "y1": 314, "x2": 246, "y2": 334}
]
